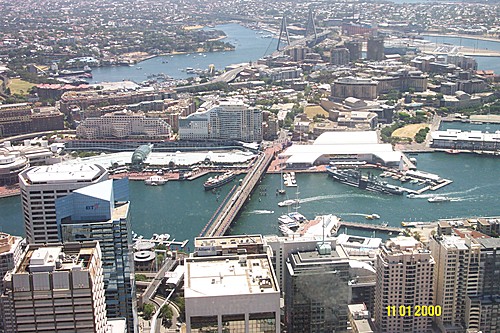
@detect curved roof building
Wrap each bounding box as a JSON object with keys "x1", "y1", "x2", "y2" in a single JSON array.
[
  {"x1": 131, "y1": 144, "x2": 152, "y2": 164},
  {"x1": 281, "y1": 131, "x2": 403, "y2": 167}
]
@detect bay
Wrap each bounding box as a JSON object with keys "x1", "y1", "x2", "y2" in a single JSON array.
[
  {"x1": 90, "y1": 24, "x2": 278, "y2": 83},
  {"x1": 1, "y1": 153, "x2": 498, "y2": 243},
  {"x1": 420, "y1": 34, "x2": 500, "y2": 73},
  {"x1": 229, "y1": 153, "x2": 500, "y2": 238}
]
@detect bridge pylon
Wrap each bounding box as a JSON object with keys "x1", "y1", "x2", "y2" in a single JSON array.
[
  {"x1": 305, "y1": 7, "x2": 317, "y2": 46},
  {"x1": 277, "y1": 15, "x2": 291, "y2": 51}
]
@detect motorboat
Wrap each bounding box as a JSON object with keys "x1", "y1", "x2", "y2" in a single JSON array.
[
  {"x1": 278, "y1": 199, "x2": 298, "y2": 207},
  {"x1": 428, "y1": 196, "x2": 451, "y2": 203}
]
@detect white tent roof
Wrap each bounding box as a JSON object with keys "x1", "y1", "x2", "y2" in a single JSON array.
[
  {"x1": 313, "y1": 131, "x2": 378, "y2": 145},
  {"x1": 282, "y1": 143, "x2": 402, "y2": 165}
]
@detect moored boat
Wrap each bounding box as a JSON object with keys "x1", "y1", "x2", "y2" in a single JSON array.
[
  {"x1": 327, "y1": 167, "x2": 404, "y2": 195},
  {"x1": 145, "y1": 176, "x2": 167, "y2": 186},
  {"x1": 203, "y1": 172, "x2": 236, "y2": 190}
]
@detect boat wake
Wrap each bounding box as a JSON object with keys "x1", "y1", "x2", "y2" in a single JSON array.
[
  {"x1": 248, "y1": 209, "x2": 275, "y2": 215},
  {"x1": 338, "y1": 212, "x2": 371, "y2": 217},
  {"x1": 299, "y1": 193, "x2": 387, "y2": 204}
]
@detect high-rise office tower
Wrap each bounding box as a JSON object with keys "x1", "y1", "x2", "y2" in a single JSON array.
[
  {"x1": 18, "y1": 164, "x2": 108, "y2": 244},
  {"x1": 0, "y1": 233, "x2": 23, "y2": 333},
  {"x1": 367, "y1": 36, "x2": 384, "y2": 61},
  {"x1": 56, "y1": 178, "x2": 137, "y2": 333},
  {"x1": 430, "y1": 231, "x2": 500, "y2": 333},
  {"x1": 285, "y1": 241, "x2": 351, "y2": 333},
  {"x1": 375, "y1": 237, "x2": 434, "y2": 333},
  {"x1": 345, "y1": 40, "x2": 362, "y2": 61},
  {"x1": 429, "y1": 234, "x2": 481, "y2": 332},
  {"x1": 1, "y1": 242, "x2": 108, "y2": 333}
]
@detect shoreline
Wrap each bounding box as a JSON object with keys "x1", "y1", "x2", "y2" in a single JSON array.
[{"x1": 420, "y1": 32, "x2": 500, "y2": 44}]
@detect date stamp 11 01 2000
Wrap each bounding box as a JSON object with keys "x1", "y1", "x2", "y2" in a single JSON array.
[{"x1": 386, "y1": 305, "x2": 442, "y2": 317}]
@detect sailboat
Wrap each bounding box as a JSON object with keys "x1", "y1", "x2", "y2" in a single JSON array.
[{"x1": 277, "y1": 164, "x2": 286, "y2": 195}]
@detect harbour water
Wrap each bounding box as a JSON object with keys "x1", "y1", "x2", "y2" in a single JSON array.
[
  {"x1": 420, "y1": 34, "x2": 500, "y2": 73},
  {"x1": 87, "y1": 25, "x2": 500, "y2": 84},
  {"x1": 89, "y1": 24, "x2": 278, "y2": 83},
  {"x1": 230, "y1": 153, "x2": 500, "y2": 238},
  {"x1": 0, "y1": 152, "x2": 498, "y2": 244}
]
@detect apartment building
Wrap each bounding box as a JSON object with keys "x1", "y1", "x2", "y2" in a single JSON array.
[
  {"x1": 179, "y1": 100, "x2": 263, "y2": 142},
  {"x1": 430, "y1": 230, "x2": 500, "y2": 333},
  {"x1": 375, "y1": 237, "x2": 435, "y2": 333},
  {"x1": 76, "y1": 111, "x2": 171, "y2": 139}
]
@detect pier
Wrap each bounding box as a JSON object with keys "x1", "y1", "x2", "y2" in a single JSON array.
[
  {"x1": 200, "y1": 148, "x2": 274, "y2": 237},
  {"x1": 337, "y1": 221, "x2": 402, "y2": 233}
]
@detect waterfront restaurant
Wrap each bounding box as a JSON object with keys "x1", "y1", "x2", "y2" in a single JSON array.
[
  {"x1": 280, "y1": 131, "x2": 403, "y2": 168},
  {"x1": 430, "y1": 129, "x2": 500, "y2": 152}
]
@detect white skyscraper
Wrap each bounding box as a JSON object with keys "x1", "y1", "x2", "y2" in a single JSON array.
[{"x1": 18, "y1": 164, "x2": 108, "y2": 244}]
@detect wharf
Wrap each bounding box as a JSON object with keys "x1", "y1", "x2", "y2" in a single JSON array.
[
  {"x1": 0, "y1": 186, "x2": 20, "y2": 198},
  {"x1": 134, "y1": 237, "x2": 189, "y2": 249},
  {"x1": 337, "y1": 221, "x2": 402, "y2": 233}
]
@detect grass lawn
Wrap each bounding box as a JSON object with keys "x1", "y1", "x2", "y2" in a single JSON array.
[
  {"x1": 304, "y1": 105, "x2": 328, "y2": 119},
  {"x1": 392, "y1": 123, "x2": 429, "y2": 138},
  {"x1": 8, "y1": 78, "x2": 35, "y2": 95}
]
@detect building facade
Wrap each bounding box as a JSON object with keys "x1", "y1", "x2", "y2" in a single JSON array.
[
  {"x1": 76, "y1": 111, "x2": 171, "y2": 139},
  {"x1": 179, "y1": 100, "x2": 263, "y2": 142},
  {"x1": 331, "y1": 48, "x2": 350, "y2": 66},
  {"x1": 56, "y1": 178, "x2": 137, "y2": 332},
  {"x1": 430, "y1": 129, "x2": 500, "y2": 152},
  {"x1": 366, "y1": 36, "x2": 384, "y2": 61},
  {"x1": 184, "y1": 253, "x2": 280, "y2": 333},
  {"x1": 0, "y1": 233, "x2": 23, "y2": 333},
  {"x1": 1, "y1": 242, "x2": 108, "y2": 333},
  {"x1": 284, "y1": 241, "x2": 351, "y2": 333},
  {"x1": 430, "y1": 232, "x2": 500, "y2": 333},
  {"x1": 375, "y1": 237, "x2": 435, "y2": 333},
  {"x1": 0, "y1": 104, "x2": 64, "y2": 137},
  {"x1": 18, "y1": 164, "x2": 109, "y2": 244},
  {"x1": 0, "y1": 103, "x2": 32, "y2": 137},
  {"x1": 331, "y1": 77, "x2": 378, "y2": 101}
]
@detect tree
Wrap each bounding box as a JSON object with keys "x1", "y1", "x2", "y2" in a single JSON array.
[
  {"x1": 159, "y1": 304, "x2": 174, "y2": 327},
  {"x1": 143, "y1": 303, "x2": 155, "y2": 320},
  {"x1": 173, "y1": 297, "x2": 185, "y2": 322},
  {"x1": 135, "y1": 274, "x2": 147, "y2": 282}
]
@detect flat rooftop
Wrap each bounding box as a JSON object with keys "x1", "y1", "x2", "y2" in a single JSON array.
[
  {"x1": 195, "y1": 235, "x2": 263, "y2": 249},
  {"x1": 185, "y1": 254, "x2": 278, "y2": 298},
  {"x1": 23, "y1": 164, "x2": 106, "y2": 184}
]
